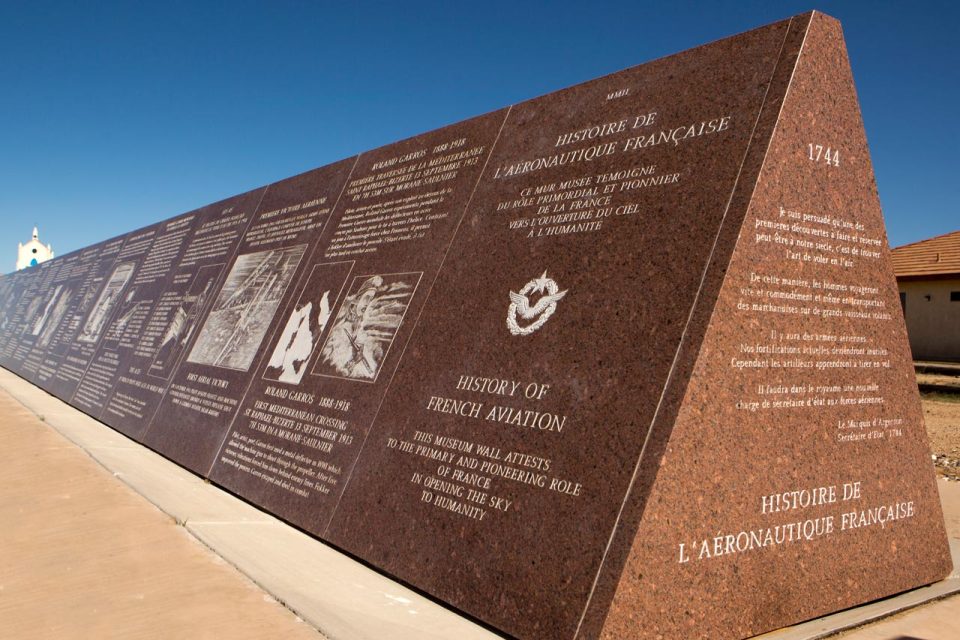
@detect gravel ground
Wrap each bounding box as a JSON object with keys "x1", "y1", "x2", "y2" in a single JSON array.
[{"x1": 923, "y1": 392, "x2": 960, "y2": 481}]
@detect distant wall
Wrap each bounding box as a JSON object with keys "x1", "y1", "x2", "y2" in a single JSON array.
[{"x1": 898, "y1": 277, "x2": 960, "y2": 361}]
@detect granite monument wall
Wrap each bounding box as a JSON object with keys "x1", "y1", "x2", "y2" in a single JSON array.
[{"x1": 0, "y1": 12, "x2": 949, "y2": 639}]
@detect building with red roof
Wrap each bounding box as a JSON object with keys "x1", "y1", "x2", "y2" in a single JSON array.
[{"x1": 891, "y1": 230, "x2": 960, "y2": 361}]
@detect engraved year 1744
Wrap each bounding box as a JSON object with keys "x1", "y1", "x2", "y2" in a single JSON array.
[{"x1": 807, "y1": 143, "x2": 840, "y2": 166}]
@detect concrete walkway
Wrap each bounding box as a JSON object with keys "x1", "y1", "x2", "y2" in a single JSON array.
[
  {"x1": 0, "y1": 387, "x2": 321, "y2": 640},
  {"x1": 0, "y1": 367, "x2": 958, "y2": 639},
  {"x1": 834, "y1": 595, "x2": 960, "y2": 639}
]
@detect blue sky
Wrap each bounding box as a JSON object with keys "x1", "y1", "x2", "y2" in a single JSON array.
[{"x1": 1, "y1": 1, "x2": 956, "y2": 265}]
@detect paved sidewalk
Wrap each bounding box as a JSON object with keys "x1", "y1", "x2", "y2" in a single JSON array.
[
  {"x1": 833, "y1": 595, "x2": 960, "y2": 639},
  {"x1": 0, "y1": 388, "x2": 322, "y2": 640}
]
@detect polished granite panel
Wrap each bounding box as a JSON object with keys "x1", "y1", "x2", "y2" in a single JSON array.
[
  {"x1": 207, "y1": 110, "x2": 509, "y2": 527},
  {"x1": 597, "y1": 13, "x2": 951, "y2": 640},
  {"x1": 98, "y1": 190, "x2": 266, "y2": 442},
  {"x1": 142, "y1": 163, "x2": 353, "y2": 473},
  {"x1": 325, "y1": 15, "x2": 798, "y2": 640}
]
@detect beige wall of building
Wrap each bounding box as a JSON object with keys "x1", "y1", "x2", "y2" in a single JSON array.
[{"x1": 898, "y1": 278, "x2": 960, "y2": 361}]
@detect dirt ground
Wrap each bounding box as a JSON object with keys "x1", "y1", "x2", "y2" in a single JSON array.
[{"x1": 925, "y1": 394, "x2": 960, "y2": 481}]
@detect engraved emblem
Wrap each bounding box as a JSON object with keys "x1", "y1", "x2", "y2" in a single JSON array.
[{"x1": 507, "y1": 271, "x2": 567, "y2": 336}]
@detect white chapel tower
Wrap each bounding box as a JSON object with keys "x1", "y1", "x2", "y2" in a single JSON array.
[{"x1": 16, "y1": 227, "x2": 54, "y2": 270}]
